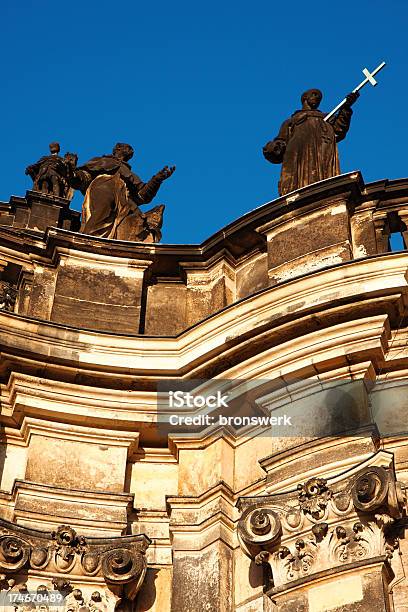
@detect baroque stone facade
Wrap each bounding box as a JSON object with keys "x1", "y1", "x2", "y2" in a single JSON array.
[{"x1": 0, "y1": 172, "x2": 408, "y2": 610}]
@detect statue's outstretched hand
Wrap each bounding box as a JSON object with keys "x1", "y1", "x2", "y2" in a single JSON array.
[
  {"x1": 157, "y1": 165, "x2": 176, "y2": 182},
  {"x1": 345, "y1": 91, "x2": 360, "y2": 107}
]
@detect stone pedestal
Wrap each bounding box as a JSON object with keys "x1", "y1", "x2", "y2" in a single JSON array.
[
  {"x1": 258, "y1": 193, "x2": 355, "y2": 286},
  {"x1": 0, "y1": 191, "x2": 80, "y2": 232}
]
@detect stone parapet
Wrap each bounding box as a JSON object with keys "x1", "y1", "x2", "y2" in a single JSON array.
[{"x1": 1, "y1": 173, "x2": 408, "y2": 335}]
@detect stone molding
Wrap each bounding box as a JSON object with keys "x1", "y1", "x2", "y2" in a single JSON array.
[
  {"x1": 2, "y1": 248, "x2": 407, "y2": 376},
  {"x1": 9, "y1": 480, "x2": 135, "y2": 535},
  {"x1": 167, "y1": 481, "x2": 238, "y2": 551}
]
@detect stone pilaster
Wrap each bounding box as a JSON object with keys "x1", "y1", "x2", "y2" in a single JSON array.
[{"x1": 167, "y1": 482, "x2": 235, "y2": 612}]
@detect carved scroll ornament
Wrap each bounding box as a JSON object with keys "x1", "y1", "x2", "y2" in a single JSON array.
[
  {"x1": 0, "y1": 520, "x2": 150, "y2": 599},
  {"x1": 237, "y1": 458, "x2": 406, "y2": 593}
]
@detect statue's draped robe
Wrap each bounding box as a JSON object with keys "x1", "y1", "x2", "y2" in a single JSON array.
[
  {"x1": 74, "y1": 155, "x2": 164, "y2": 241},
  {"x1": 263, "y1": 107, "x2": 353, "y2": 196}
]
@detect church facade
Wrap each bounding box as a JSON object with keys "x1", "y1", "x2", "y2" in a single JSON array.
[{"x1": 0, "y1": 171, "x2": 408, "y2": 611}]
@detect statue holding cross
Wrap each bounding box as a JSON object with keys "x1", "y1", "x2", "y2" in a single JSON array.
[{"x1": 263, "y1": 62, "x2": 386, "y2": 196}]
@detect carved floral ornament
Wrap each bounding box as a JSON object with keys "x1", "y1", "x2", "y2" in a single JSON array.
[
  {"x1": 237, "y1": 458, "x2": 406, "y2": 592},
  {"x1": 0, "y1": 521, "x2": 151, "y2": 601}
]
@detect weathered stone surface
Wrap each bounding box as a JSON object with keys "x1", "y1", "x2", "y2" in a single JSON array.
[
  {"x1": 0, "y1": 191, "x2": 80, "y2": 232},
  {"x1": 27, "y1": 265, "x2": 58, "y2": 319},
  {"x1": 136, "y1": 568, "x2": 172, "y2": 611},
  {"x1": 258, "y1": 197, "x2": 354, "y2": 285},
  {"x1": 0, "y1": 172, "x2": 408, "y2": 611},
  {"x1": 350, "y1": 206, "x2": 378, "y2": 257},
  {"x1": 13, "y1": 481, "x2": 133, "y2": 535},
  {"x1": 51, "y1": 265, "x2": 144, "y2": 332},
  {"x1": 236, "y1": 252, "x2": 268, "y2": 300},
  {"x1": 171, "y1": 544, "x2": 233, "y2": 612},
  {"x1": 26, "y1": 435, "x2": 128, "y2": 492},
  {"x1": 272, "y1": 562, "x2": 393, "y2": 611},
  {"x1": 1, "y1": 174, "x2": 407, "y2": 336},
  {"x1": 145, "y1": 281, "x2": 187, "y2": 335}
]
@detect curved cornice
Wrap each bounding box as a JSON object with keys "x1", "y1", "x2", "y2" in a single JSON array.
[{"x1": 0, "y1": 252, "x2": 406, "y2": 382}]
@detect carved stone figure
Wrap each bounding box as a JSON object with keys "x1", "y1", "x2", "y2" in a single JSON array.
[
  {"x1": 0, "y1": 574, "x2": 15, "y2": 590},
  {"x1": 88, "y1": 592, "x2": 107, "y2": 612},
  {"x1": 25, "y1": 143, "x2": 77, "y2": 200},
  {"x1": 263, "y1": 89, "x2": 359, "y2": 195},
  {"x1": 70, "y1": 143, "x2": 175, "y2": 243},
  {"x1": 0, "y1": 281, "x2": 16, "y2": 312},
  {"x1": 65, "y1": 589, "x2": 86, "y2": 612},
  {"x1": 61, "y1": 153, "x2": 79, "y2": 200}
]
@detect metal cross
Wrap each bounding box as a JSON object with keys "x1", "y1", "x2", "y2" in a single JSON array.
[{"x1": 324, "y1": 61, "x2": 386, "y2": 122}]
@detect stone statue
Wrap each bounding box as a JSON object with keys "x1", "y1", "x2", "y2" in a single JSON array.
[
  {"x1": 64, "y1": 589, "x2": 87, "y2": 612},
  {"x1": 263, "y1": 89, "x2": 359, "y2": 196},
  {"x1": 61, "y1": 152, "x2": 79, "y2": 200},
  {"x1": 70, "y1": 143, "x2": 175, "y2": 243},
  {"x1": 25, "y1": 143, "x2": 78, "y2": 200},
  {"x1": 88, "y1": 592, "x2": 107, "y2": 612}
]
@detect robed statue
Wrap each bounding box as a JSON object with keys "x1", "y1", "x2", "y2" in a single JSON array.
[
  {"x1": 70, "y1": 143, "x2": 175, "y2": 243},
  {"x1": 263, "y1": 89, "x2": 359, "y2": 196}
]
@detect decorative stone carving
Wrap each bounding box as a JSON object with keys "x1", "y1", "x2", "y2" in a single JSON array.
[
  {"x1": 25, "y1": 143, "x2": 78, "y2": 200},
  {"x1": 237, "y1": 453, "x2": 406, "y2": 596},
  {"x1": 0, "y1": 519, "x2": 150, "y2": 601},
  {"x1": 88, "y1": 591, "x2": 108, "y2": 612},
  {"x1": 52, "y1": 578, "x2": 72, "y2": 593},
  {"x1": 238, "y1": 500, "x2": 282, "y2": 557},
  {"x1": 297, "y1": 477, "x2": 332, "y2": 520},
  {"x1": 263, "y1": 89, "x2": 359, "y2": 196},
  {"x1": 311, "y1": 522, "x2": 328, "y2": 542},
  {"x1": 51, "y1": 525, "x2": 86, "y2": 568},
  {"x1": 65, "y1": 588, "x2": 86, "y2": 612},
  {"x1": 0, "y1": 573, "x2": 16, "y2": 590},
  {"x1": 0, "y1": 281, "x2": 17, "y2": 312},
  {"x1": 69, "y1": 142, "x2": 175, "y2": 243},
  {"x1": 273, "y1": 538, "x2": 318, "y2": 584},
  {"x1": 351, "y1": 465, "x2": 404, "y2": 517}
]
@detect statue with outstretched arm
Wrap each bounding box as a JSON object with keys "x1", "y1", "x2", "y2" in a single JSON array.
[{"x1": 71, "y1": 142, "x2": 175, "y2": 242}]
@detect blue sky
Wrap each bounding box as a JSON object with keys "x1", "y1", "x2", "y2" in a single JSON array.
[{"x1": 1, "y1": 1, "x2": 406, "y2": 244}]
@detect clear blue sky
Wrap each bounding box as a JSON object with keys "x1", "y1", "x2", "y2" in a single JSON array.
[{"x1": 2, "y1": 1, "x2": 406, "y2": 244}]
